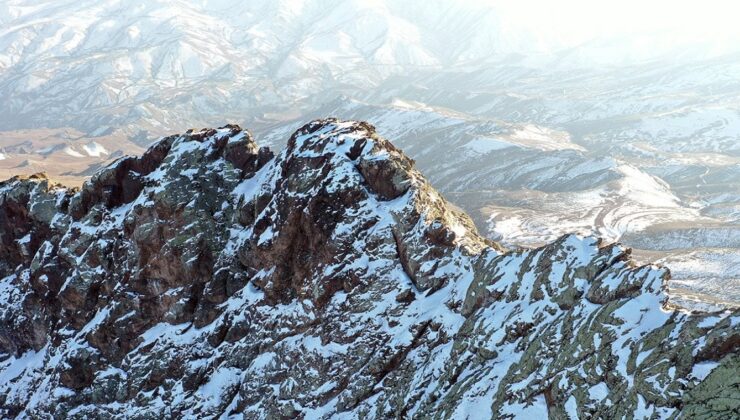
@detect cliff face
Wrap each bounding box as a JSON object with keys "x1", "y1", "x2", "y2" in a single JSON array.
[{"x1": 0, "y1": 119, "x2": 737, "y2": 419}]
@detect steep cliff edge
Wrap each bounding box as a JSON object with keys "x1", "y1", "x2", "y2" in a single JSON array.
[{"x1": 0, "y1": 119, "x2": 737, "y2": 419}]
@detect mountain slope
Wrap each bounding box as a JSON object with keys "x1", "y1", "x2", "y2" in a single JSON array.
[
  {"x1": 0, "y1": 0, "x2": 510, "y2": 133},
  {"x1": 1, "y1": 2, "x2": 738, "y2": 313},
  {"x1": 0, "y1": 119, "x2": 737, "y2": 419},
  {"x1": 251, "y1": 100, "x2": 739, "y2": 311}
]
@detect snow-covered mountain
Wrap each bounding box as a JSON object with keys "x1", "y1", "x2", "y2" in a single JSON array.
[
  {"x1": 251, "y1": 98, "x2": 740, "y2": 311},
  {"x1": 0, "y1": 0, "x2": 514, "y2": 132},
  {"x1": 0, "y1": 0, "x2": 738, "y2": 308},
  {"x1": 2, "y1": 0, "x2": 740, "y2": 132},
  {"x1": 1, "y1": 120, "x2": 737, "y2": 418}
]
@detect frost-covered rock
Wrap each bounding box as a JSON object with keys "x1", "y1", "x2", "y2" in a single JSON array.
[{"x1": 0, "y1": 119, "x2": 737, "y2": 419}]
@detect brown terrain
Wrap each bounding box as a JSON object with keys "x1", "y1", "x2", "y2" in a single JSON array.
[{"x1": 0, "y1": 128, "x2": 149, "y2": 187}]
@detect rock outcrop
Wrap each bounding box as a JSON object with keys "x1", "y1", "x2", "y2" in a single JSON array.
[{"x1": 0, "y1": 119, "x2": 737, "y2": 419}]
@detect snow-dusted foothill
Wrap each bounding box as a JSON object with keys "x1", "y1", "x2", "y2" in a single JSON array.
[{"x1": 0, "y1": 119, "x2": 737, "y2": 419}]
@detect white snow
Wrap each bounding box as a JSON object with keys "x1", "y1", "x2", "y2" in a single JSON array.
[
  {"x1": 63, "y1": 146, "x2": 85, "y2": 158},
  {"x1": 197, "y1": 366, "x2": 242, "y2": 408},
  {"x1": 464, "y1": 137, "x2": 515, "y2": 154},
  {"x1": 82, "y1": 142, "x2": 109, "y2": 157},
  {"x1": 588, "y1": 383, "x2": 609, "y2": 401},
  {"x1": 690, "y1": 361, "x2": 719, "y2": 381},
  {"x1": 506, "y1": 124, "x2": 586, "y2": 152}
]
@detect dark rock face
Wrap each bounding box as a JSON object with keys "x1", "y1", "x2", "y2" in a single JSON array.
[
  {"x1": 0, "y1": 119, "x2": 737, "y2": 419},
  {"x1": 0, "y1": 173, "x2": 73, "y2": 354}
]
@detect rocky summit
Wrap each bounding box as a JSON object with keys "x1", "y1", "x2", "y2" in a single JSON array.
[{"x1": 0, "y1": 119, "x2": 737, "y2": 419}]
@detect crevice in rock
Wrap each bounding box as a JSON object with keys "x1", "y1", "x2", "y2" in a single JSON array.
[{"x1": 391, "y1": 227, "x2": 418, "y2": 290}]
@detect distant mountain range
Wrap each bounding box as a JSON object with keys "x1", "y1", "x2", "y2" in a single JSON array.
[{"x1": 0, "y1": 0, "x2": 738, "y2": 310}]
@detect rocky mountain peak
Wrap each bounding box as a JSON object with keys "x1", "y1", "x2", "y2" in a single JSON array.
[
  {"x1": 0, "y1": 119, "x2": 737, "y2": 419},
  {"x1": 280, "y1": 118, "x2": 421, "y2": 203}
]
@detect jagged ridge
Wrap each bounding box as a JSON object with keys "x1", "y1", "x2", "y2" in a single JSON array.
[{"x1": 0, "y1": 119, "x2": 737, "y2": 419}]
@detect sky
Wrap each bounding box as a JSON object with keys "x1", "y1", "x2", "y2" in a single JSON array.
[{"x1": 483, "y1": 0, "x2": 740, "y2": 63}]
